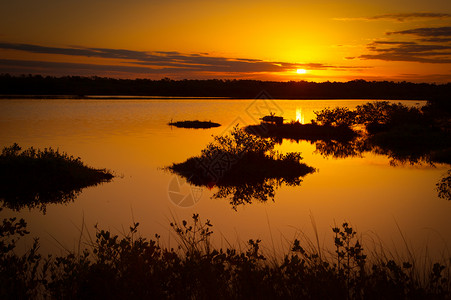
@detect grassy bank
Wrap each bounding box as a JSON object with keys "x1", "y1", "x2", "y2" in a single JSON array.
[
  {"x1": 0, "y1": 144, "x2": 113, "y2": 212},
  {"x1": 1, "y1": 213, "x2": 449, "y2": 299}
]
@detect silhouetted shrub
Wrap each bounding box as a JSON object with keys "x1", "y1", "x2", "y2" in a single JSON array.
[
  {"x1": 1, "y1": 213, "x2": 449, "y2": 299},
  {"x1": 0, "y1": 144, "x2": 113, "y2": 213},
  {"x1": 167, "y1": 126, "x2": 315, "y2": 208}
]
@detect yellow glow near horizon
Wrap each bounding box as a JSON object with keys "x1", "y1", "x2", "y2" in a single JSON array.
[
  {"x1": 0, "y1": 1, "x2": 450, "y2": 82},
  {"x1": 296, "y1": 69, "x2": 307, "y2": 74}
]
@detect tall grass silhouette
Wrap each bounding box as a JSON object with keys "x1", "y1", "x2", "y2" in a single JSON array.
[{"x1": 1, "y1": 213, "x2": 449, "y2": 299}]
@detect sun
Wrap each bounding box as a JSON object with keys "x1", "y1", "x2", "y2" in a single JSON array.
[{"x1": 296, "y1": 69, "x2": 307, "y2": 74}]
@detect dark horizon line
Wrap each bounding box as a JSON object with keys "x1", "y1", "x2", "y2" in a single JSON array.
[
  {"x1": 1, "y1": 73, "x2": 450, "y2": 101},
  {"x1": 1, "y1": 73, "x2": 450, "y2": 85}
]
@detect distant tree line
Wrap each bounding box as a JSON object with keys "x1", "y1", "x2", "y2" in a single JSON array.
[{"x1": 0, "y1": 73, "x2": 450, "y2": 100}]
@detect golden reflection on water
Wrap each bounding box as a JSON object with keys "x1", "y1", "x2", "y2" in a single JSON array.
[
  {"x1": 0, "y1": 99, "x2": 449, "y2": 261},
  {"x1": 295, "y1": 108, "x2": 305, "y2": 124}
]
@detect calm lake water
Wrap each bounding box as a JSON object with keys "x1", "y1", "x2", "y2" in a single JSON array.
[{"x1": 0, "y1": 98, "x2": 449, "y2": 261}]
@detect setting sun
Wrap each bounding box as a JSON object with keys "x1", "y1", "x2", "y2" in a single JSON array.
[{"x1": 296, "y1": 69, "x2": 307, "y2": 74}]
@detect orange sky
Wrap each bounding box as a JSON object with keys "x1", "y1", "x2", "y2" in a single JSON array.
[{"x1": 1, "y1": 0, "x2": 450, "y2": 82}]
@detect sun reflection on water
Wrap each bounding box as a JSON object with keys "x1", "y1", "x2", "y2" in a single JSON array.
[{"x1": 295, "y1": 108, "x2": 305, "y2": 124}]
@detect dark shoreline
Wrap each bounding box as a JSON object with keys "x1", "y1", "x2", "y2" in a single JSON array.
[{"x1": 1, "y1": 74, "x2": 449, "y2": 100}]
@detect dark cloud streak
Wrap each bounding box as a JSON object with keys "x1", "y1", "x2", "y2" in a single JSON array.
[
  {"x1": 335, "y1": 13, "x2": 451, "y2": 22},
  {"x1": 387, "y1": 27, "x2": 451, "y2": 37},
  {"x1": 359, "y1": 41, "x2": 451, "y2": 63},
  {"x1": 358, "y1": 26, "x2": 451, "y2": 64},
  {"x1": 0, "y1": 42, "x2": 367, "y2": 75},
  {"x1": 420, "y1": 37, "x2": 451, "y2": 43},
  {"x1": 0, "y1": 59, "x2": 182, "y2": 74},
  {"x1": 370, "y1": 13, "x2": 451, "y2": 22}
]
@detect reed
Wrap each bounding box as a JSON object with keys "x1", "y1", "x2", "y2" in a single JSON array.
[{"x1": 1, "y1": 213, "x2": 449, "y2": 299}]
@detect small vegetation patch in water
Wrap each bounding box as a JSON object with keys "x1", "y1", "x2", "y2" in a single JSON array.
[
  {"x1": 167, "y1": 126, "x2": 315, "y2": 207},
  {"x1": 0, "y1": 143, "x2": 113, "y2": 212},
  {"x1": 168, "y1": 120, "x2": 221, "y2": 129}
]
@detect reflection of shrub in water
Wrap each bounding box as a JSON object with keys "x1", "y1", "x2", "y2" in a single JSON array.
[
  {"x1": 245, "y1": 122, "x2": 358, "y2": 143},
  {"x1": 0, "y1": 143, "x2": 113, "y2": 213},
  {"x1": 314, "y1": 138, "x2": 367, "y2": 159},
  {"x1": 212, "y1": 179, "x2": 277, "y2": 209},
  {"x1": 437, "y1": 170, "x2": 451, "y2": 201},
  {"x1": 366, "y1": 123, "x2": 451, "y2": 165},
  {"x1": 315, "y1": 102, "x2": 451, "y2": 162},
  {"x1": 167, "y1": 126, "x2": 315, "y2": 207}
]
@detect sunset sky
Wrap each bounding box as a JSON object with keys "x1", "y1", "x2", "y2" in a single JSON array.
[{"x1": 1, "y1": 0, "x2": 450, "y2": 82}]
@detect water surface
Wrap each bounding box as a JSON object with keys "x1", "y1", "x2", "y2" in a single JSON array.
[{"x1": 0, "y1": 98, "x2": 449, "y2": 260}]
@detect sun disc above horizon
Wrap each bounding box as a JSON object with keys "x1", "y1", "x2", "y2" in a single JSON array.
[{"x1": 296, "y1": 69, "x2": 307, "y2": 74}]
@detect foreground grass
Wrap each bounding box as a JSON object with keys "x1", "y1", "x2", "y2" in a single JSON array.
[
  {"x1": 0, "y1": 144, "x2": 113, "y2": 212},
  {"x1": 1, "y1": 213, "x2": 449, "y2": 299}
]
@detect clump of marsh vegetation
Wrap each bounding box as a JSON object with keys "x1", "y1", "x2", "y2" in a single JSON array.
[
  {"x1": 315, "y1": 101, "x2": 451, "y2": 200},
  {"x1": 245, "y1": 101, "x2": 450, "y2": 164},
  {"x1": 1, "y1": 213, "x2": 450, "y2": 299},
  {"x1": 167, "y1": 126, "x2": 315, "y2": 208},
  {"x1": 0, "y1": 144, "x2": 113, "y2": 213},
  {"x1": 242, "y1": 101, "x2": 451, "y2": 200},
  {"x1": 313, "y1": 101, "x2": 451, "y2": 165},
  {"x1": 168, "y1": 120, "x2": 221, "y2": 129}
]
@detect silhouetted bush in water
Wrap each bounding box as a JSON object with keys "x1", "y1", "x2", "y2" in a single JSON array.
[
  {"x1": 302, "y1": 102, "x2": 451, "y2": 164},
  {"x1": 1, "y1": 213, "x2": 450, "y2": 299},
  {"x1": 314, "y1": 106, "x2": 358, "y2": 128},
  {"x1": 245, "y1": 101, "x2": 449, "y2": 158},
  {"x1": 0, "y1": 144, "x2": 113, "y2": 213},
  {"x1": 167, "y1": 126, "x2": 315, "y2": 208},
  {"x1": 359, "y1": 103, "x2": 450, "y2": 165},
  {"x1": 244, "y1": 102, "x2": 450, "y2": 200},
  {"x1": 168, "y1": 120, "x2": 221, "y2": 129}
]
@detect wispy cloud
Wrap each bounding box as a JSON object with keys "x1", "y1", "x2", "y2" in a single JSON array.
[
  {"x1": 0, "y1": 42, "x2": 367, "y2": 76},
  {"x1": 369, "y1": 13, "x2": 451, "y2": 22},
  {"x1": 358, "y1": 53, "x2": 451, "y2": 64},
  {"x1": 420, "y1": 37, "x2": 451, "y2": 43},
  {"x1": 387, "y1": 26, "x2": 451, "y2": 37},
  {"x1": 357, "y1": 42, "x2": 451, "y2": 63},
  {"x1": 354, "y1": 26, "x2": 451, "y2": 64},
  {"x1": 0, "y1": 59, "x2": 163, "y2": 74},
  {"x1": 335, "y1": 13, "x2": 451, "y2": 22},
  {"x1": 370, "y1": 41, "x2": 416, "y2": 45}
]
